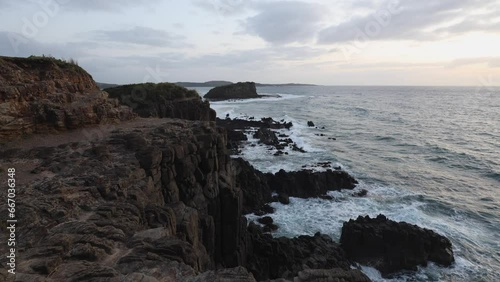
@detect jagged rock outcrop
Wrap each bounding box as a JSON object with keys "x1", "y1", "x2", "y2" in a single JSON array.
[
  {"x1": 216, "y1": 117, "x2": 293, "y2": 130},
  {"x1": 246, "y1": 223, "x2": 371, "y2": 281},
  {"x1": 0, "y1": 56, "x2": 135, "y2": 140},
  {"x1": 340, "y1": 214, "x2": 455, "y2": 277},
  {"x1": 204, "y1": 82, "x2": 260, "y2": 100},
  {"x1": 267, "y1": 169, "x2": 358, "y2": 199},
  {"x1": 254, "y1": 128, "x2": 279, "y2": 146},
  {"x1": 106, "y1": 83, "x2": 216, "y2": 121}
]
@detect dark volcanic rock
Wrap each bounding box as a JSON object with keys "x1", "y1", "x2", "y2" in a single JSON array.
[
  {"x1": 246, "y1": 223, "x2": 371, "y2": 281},
  {"x1": 282, "y1": 269, "x2": 371, "y2": 282},
  {"x1": 106, "y1": 83, "x2": 216, "y2": 121},
  {"x1": 277, "y1": 193, "x2": 290, "y2": 205},
  {"x1": 267, "y1": 169, "x2": 358, "y2": 199},
  {"x1": 233, "y1": 158, "x2": 273, "y2": 214},
  {"x1": 307, "y1": 121, "x2": 315, "y2": 127},
  {"x1": 257, "y1": 216, "x2": 274, "y2": 225},
  {"x1": 0, "y1": 119, "x2": 245, "y2": 281},
  {"x1": 216, "y1": 117, "x2": 293, "y2": 131},
  {"x1": 254, "y1": 128, "x2": 279, "y2": 146},
  {"x1": 204, "y1": 82, "x2": 259, "y2": 100},
  {"x1": 341, "y1": 214, "x2": 454, "y2": 277},
  {"x1": 186, "y1": 267, "x2": 256, "y2": 281}
]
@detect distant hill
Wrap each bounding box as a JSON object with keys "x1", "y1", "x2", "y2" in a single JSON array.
[
  {"x1": 97, "y1": 82, "x2": 120, "y2": 89},
  {"x1": 176, "y1": 81, "x2": 317, "y2": 87},
  {"x1": 98, "y1": 81, "x2": 318, "y2": 89},
  {"x1": 255, "y1": 83, "x2": 317, "y2": 87},
  {"x1": 175, "y1": 81, "x2": 233, "y2": 87}
]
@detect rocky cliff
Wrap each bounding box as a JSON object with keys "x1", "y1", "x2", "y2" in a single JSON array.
[
  {"x1": 0, "y1": 57, "x2": 454, "y2": 282},
  {"x1": 204, "y1": 82, "x2": 260, "y2": 100},
  {"x1": 0, "y1": 118, "x2": 368, "y2": 281},
  {"x1": 106, "y1": 83, "x2": 216, "y2": 121},
  {"x1": 0, "y1": 56, "x2": 135, "y2": 140}
]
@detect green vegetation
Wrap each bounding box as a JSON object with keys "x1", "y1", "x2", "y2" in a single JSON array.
[
  {"x1": 106, "y1": 82, "x2": 200, "y2": 101},
  {"x1": 24, "y1": 55, "x2": 85, "y2": 73}
]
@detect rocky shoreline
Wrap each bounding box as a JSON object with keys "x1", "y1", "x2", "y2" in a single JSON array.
[{"x1": 0, "y1": 56, "x2": 455, "y2": 281}]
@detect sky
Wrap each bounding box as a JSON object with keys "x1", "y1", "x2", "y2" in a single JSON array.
[{"x1": 0, "y1": 0, "x2": 500, "y2": 86}]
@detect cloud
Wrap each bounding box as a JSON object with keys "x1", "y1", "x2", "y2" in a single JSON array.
[
  {"x1": 52, "y1": 0, "x2": 163, "y2": 12},
  {"x1": 318, "y1": 0, "x2": 500, "y2": 44},
  {"x1": 88, "y1": 26, "x2": 189, "y2": 47},
  {"x1": 192, "y1": 0, "x2": 251, "y2": 17},
  {"x1": 448, "y1": 57, "x2": 500, "y2": 68},
  {"x1": 244, "y1": 1, "x2": 328, "y2": 44},
  {"x1": 0, "y1": 31, "x2": 89, "y2": 58}
]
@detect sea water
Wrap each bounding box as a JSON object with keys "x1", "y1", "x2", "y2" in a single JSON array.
[{"x1": 194, "y1": 86, "x2": 500, "y2": 281}]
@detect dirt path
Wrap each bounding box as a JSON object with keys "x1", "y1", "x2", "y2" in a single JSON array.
[{"x1": 1, "y1": 118, "x2": 170, "y2": 151}]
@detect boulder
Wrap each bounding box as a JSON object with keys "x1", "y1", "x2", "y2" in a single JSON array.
[
  {"x1": 204, "y1": 82, "x2": 259, "y2": 100},
  {"x1": 340, "y1": 214, "x2": 454, "y2": 276}
]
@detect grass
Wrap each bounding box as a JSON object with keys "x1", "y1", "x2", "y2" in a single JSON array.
[{"x1": 24, "y1": 55, "x2": 85, "y2": 73}]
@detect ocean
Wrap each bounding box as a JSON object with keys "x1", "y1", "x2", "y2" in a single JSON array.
[{"x1": 194, "y1": 86, "x2": 500, "y2": 282}]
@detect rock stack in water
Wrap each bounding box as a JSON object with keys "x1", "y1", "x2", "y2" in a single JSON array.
[
  {"x1": 340, "y1": 214, "x2": 455, "y2": 277},
  {"x1": 204, "y1": 82, "x2": 260, "y2": 100}
]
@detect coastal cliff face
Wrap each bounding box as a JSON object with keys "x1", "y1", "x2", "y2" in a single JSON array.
[
  {"x1": 0, "y1": 118, "x2": 368, "y2": 281},
  {"x1": 106, "y1": 83, "x2": 216, "y2": 121},
  {"x1": 0, "y1": 119, "x2": 243, "y2": 281},
  {"x1": 0, "y1": 56, "x2": 135, "y2": 140}
]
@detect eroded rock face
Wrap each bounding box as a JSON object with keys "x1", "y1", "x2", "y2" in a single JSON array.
[
  {"x1": 340, "y1": 214, "x2": 455, "y2": 277},
  {"x1": 0, "y1": 119, "x2": 242, "y2": 281},
  {"x1": 204, "y1": 82, "x2": 259, "y2": 100},
  {"x1": 0, "y1": 56, "x2": 135, "y2": 140}
]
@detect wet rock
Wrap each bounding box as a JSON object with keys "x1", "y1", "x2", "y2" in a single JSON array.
[
  {"x1": 246, "y1": 224, "x2": 365, "y2": 281},
  {"x1": 291, "y1": 144, "x2": 306, "y2": 153},
  {"x1": 257, "y1": 216, "x2": 274, "y2": 225},
  {"x1": 274, "y1": 150, "x2": 285, "y2": 156},
  {"x1": 307, "y1": 121, "x2": 315, "y2": 127},
  {"x1": 353, "y1": 189, "x2": 368, "y2": 197},
  {"x1": 277, "y1": 193, "x2": 290, "y2": 205},
  {"x1": 266, "y1": 169, "x2": 358, "y2": 199},
  {"x1": 254, "y1": 128, "x2": 279, "y2": 146},
  {"x1": 341, "y1": 214, "x2": 454, "y2": 277}
]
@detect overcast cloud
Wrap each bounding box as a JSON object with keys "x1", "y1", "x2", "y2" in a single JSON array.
[
  {"x1": 0, "y1": 0, "x2": 499, "y2": 85},
  {"x1": 88, "y1": 26, "x2": 189, "y2": 47}
]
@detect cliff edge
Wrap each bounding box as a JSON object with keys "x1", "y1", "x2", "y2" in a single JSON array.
[
  {"x1": 0, "y1": 56, "x2": 135, "y2": 140},
  {"x1": 106, "y1": 83, "x2": 216, "y2": 121}
]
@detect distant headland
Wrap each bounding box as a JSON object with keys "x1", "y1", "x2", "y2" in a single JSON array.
[{"x1": 97, "y1": 81, "x2": 317, "y2": 90}]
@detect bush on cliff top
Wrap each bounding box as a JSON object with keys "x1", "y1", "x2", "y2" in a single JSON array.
[
  {"x1": 106, "y1": 82, "x2": 200, "y2": 101},
  {"x1": 29, "y1": 55, "x2": 84, "y2": 71},
  {"x1": 0, "y1": 55, "x2": 86, "y2": 74}
]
